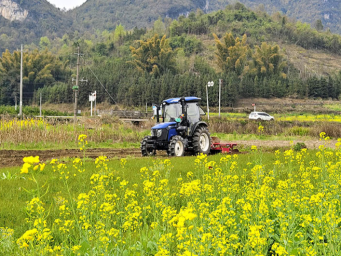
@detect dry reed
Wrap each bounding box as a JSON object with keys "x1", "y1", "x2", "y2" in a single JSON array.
[{"x1": 0, "y1": 117, "x2": 148, "y2": 148}]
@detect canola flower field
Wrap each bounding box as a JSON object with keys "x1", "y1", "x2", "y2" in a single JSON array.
[
  {"x1": 0, "y1": 118, "x2": 49, "y2": 130},
  {"x1": 1, "y1": 134, "x2": 341, "y2": 255}
]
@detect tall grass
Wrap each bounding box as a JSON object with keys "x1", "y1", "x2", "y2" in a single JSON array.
[
  {"x1": 0, "y1": 116, "x2": 152, "y2": 149},
  {"x1": 208, "y1": 118, "x2": 341, "y2": 139},
  {"x1": 2, "y1": 115, "x2": 341, "y2": 150}
]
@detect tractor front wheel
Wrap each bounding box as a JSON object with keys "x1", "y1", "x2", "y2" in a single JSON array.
[
  {"x1": 141, "y1": 136, "x2": 156, "y2": 156},
  {"x1": 168, "y1": 136, "x2": 185, "y2": 156},
  {"x1": 193, "y1": 126, "x2": 211, "y2": 155}
]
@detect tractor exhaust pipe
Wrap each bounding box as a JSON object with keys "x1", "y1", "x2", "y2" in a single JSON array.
[
  {"x1": 156, "y1": 105, "x2": 160, "y2": 123},
  {"x1": 180, "y1": 97, "x2": 187, "y2": 122}
]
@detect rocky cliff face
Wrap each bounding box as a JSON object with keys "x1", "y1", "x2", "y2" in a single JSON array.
[{"x1": 0, "y1": 0, "x2": 28, "y2": 21}]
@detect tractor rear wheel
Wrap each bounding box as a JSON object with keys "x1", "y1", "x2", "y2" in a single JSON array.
[
  {"x1": 141, "y1": 136, "x2": 156, "y2": 156},
  {"x1": 168, "y1": 136, "x2": 185, "y2": 156},
  {"x1": 192, "y1": 126, "x2": 211, "y2": 155}
]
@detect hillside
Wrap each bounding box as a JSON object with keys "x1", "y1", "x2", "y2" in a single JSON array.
[
  {"x1": 0, "y1": 0, "x2": 73, "y2": 51},
  {"x1": 70, "y1": 0, "x2": 341, "y2": 33},
  {"x1": 0, "y1": 0, "x2": 340, "y2": 53},
  {"x1": 70, "y1": 0, "x2": 209, "y2": 32},
  {"x1": 237, "y1": 0, "x2": 341, "y2": 33}
]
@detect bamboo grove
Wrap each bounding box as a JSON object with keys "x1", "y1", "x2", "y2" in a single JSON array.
[{"x1": 1, "y1": 3, "x2": 341, "y2": 108}]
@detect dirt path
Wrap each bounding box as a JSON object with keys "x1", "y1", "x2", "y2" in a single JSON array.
[{"x1": 0, "y1": 139, "x2": 336, "y2": 168}]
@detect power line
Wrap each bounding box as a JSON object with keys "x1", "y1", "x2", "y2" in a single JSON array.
[{"x1": 86, "y1": 65, "x2": 116, "y2": 104}]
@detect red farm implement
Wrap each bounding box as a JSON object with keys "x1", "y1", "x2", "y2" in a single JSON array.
[{"x1": 210, "y1": 137, "x2": 239, "y2": 154}]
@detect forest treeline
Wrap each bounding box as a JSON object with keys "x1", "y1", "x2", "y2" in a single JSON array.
[{"x1": 1, "y1": 3, "x2": 341, "y2": 108}]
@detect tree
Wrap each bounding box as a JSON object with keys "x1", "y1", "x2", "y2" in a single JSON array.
[
  {"x1": 249, "y1": 42, "x2": 287, "y2": 79},
  {"x1": 315, "y1": 19, "x2": 324, "y2": 31},
  {"x1": 0, "y1": 49, "x2": 69, "y2": 104},
  {"x1": 113, "y1": 24, "x2": 126, "y2": 46},
  {"x1": 153, "y1": 17, "x2": 166, "y2": 36},
  {"x1": 176, "y1": 49, "x2": 189, "y2": 73},
  {"x1": 39, "y1": 36, "x2": 51, "y2": 49},
  {"x1": 95, "y1": 43, "x2": 108, "y2": 56},
  {"x1": 213, "y1": 33, "x2": 249, "y2": 76},
  {"x1": 129, "y1": 34, "x2": 177, "y2": 77}
]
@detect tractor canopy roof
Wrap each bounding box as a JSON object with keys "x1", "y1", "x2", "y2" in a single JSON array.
[{"x1": 163, "y1": 97, "x2": 201, "y2": 104}]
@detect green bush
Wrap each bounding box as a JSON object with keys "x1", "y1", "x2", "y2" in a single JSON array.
[
  {"x1": 293, "y1": 142, "x2": 307, "y2": 151},
  {"x1": 0, "y1": 106, "x2": 71, "y2": 117}
]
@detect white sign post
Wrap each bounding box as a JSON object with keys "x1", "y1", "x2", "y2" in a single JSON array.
[
  {"x1": 206, "y1": 81, "x2": 214, "y2": 120},
  {"x1": 94, "y1": 91, "x2": 96, "y2": 115},
  {"x1": 89, "y1": 92, "x2": 96, "y2": 116}
]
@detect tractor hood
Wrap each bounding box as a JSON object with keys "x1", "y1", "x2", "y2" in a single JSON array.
[{"x1": 152, "y1": 122, "x2": 176, "y2": 129}]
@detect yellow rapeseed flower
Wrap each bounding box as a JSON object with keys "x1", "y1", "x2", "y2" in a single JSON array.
[
  {"x1": 23, "y1": 156, "x2": 40, "y2": 164},
  {"x1": 20, "y1": 163, "x2": 31, "y2": 174}
]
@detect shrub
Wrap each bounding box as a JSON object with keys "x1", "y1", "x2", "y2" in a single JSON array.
[
  {"x1": 286, "y1": 126, "x2": 310, "y2": 136},
  {"x1": 293, "y1": 142, "x2": 307, "y2": 151}
]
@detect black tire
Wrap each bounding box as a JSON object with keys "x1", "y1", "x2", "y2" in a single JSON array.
[
  {"x1": 141, "y1": 136, "x2": 156, "y2": 156},
  {"x1": 192, "y1": 126, "x2": 211, "y2": 155},
  {"x1": 257, "y1": 118, "x2": 261, "y2": 121},
  {"x1": 168, "y1": 136, "x2": 185, "y2": 157}
]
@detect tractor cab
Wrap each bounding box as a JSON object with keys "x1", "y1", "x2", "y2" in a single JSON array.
[
  {"x1": 153, "y1": 96, "x2": 204, "y2": 124},
  {"x1": 161, "y1": 97, "x2": 205, "y2": 124},
  {"x1": 141, "y1": 97, "x2": 211, "y2": 156}
]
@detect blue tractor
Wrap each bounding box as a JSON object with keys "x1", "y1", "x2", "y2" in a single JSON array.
[{"x1": 141, "y1": 97, "x2": 211, "y2": 156}]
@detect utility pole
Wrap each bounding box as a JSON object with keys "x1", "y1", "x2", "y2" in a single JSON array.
[
  {"x1": 73, "y1": 46, "x2": 80, "y2": 125},
  {"x1": 73, "y1": 46, "x2": 88, "y2": 124},
  {"x1": 19, "y1": 44, "x2": 23, "y2": 118},
  {"x1": 219, "y1": 79, "x2": 222, "y2": 118},
  {"x1": 206, "y1": 81, "x2": 214, "y2": 120},
  {"x1": 40, "y1": 93, "x2": 42, "y2": 117},
  {"x1": 206, "y1": 84, "x2": 209, "y2": 120}
]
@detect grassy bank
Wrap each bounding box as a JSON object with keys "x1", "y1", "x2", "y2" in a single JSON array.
[{"x1": 0, "y1": 117, "x2": 150, "y2": 150}]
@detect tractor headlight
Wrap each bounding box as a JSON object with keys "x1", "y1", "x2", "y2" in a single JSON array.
[{"x1": 157, "y1": 129, "x2": 162, "y2": 137}]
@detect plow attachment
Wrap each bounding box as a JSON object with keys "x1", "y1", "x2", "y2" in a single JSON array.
[{"x1": 210, "y1": 136, "x2": 239, "y2": 154}]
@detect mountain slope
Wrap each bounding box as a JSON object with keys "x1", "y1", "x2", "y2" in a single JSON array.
[
  {"x1": 70, "y1": 0, "x2": 208, "y2": 32},
  {"x1": 70, "y1": 0, "x2": 341, "y2": 33},
  {"x1": 0, "y1": 0, "x2": 340, "y2": 53},
  {"x1": 236, "y1": 0, "x2": 341, "y2": 33},
  {"x1": 0, "y1": 0, "x2": 73, "y2": 51}
]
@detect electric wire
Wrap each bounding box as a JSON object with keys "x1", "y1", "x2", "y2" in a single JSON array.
[{"x1": 85, "y1": 64, "x2": 116, "y2": 104}]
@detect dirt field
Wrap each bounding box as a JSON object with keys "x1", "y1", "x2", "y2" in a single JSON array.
[
  {"x1": 0, "y1": 148, "x2": 142, "y2": 168},
  {"x1": 0, "y1": 139, "x2": 335, "y2": 168}
]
